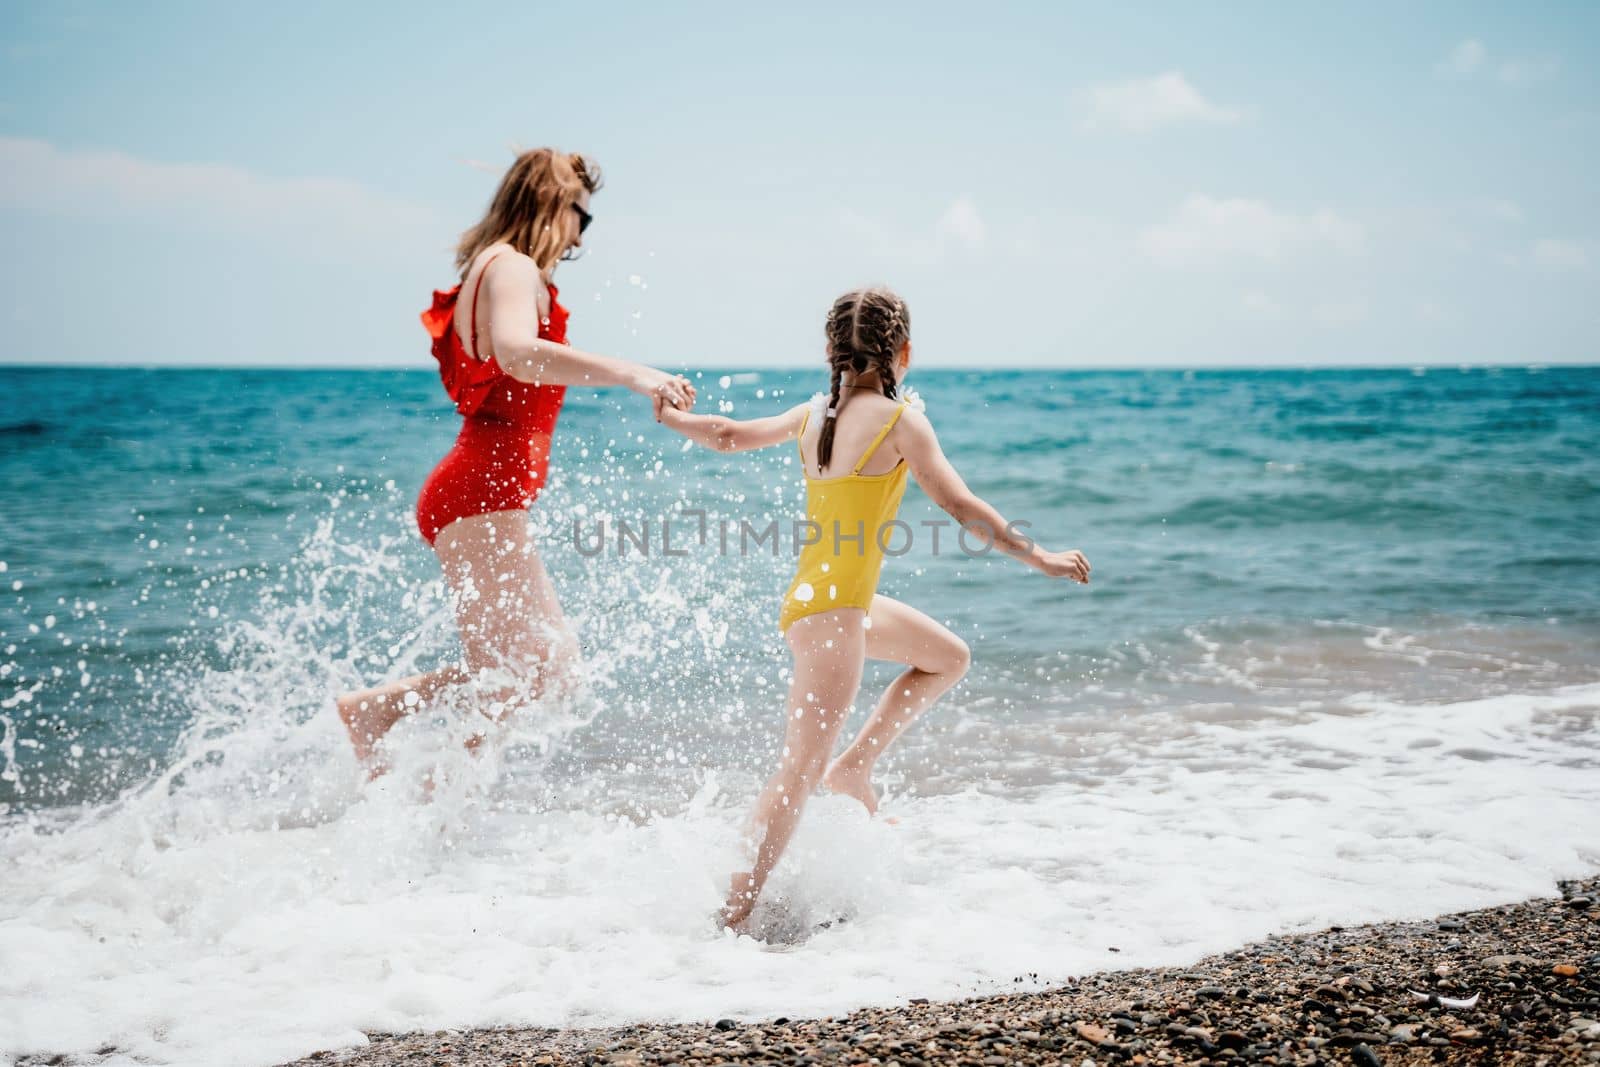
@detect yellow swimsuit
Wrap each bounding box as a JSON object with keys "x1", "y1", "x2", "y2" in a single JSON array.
[{"x1": 778, "y1": 399, "x2": 911, "y2": 632}]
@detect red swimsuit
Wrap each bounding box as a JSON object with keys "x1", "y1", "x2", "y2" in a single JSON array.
[{"x1": 415, "y1": 254, "x2": 569, "y2": 545}]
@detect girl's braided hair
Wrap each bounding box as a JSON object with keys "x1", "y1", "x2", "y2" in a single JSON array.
[{"x1": 815, "y1": 286, "x2": 911, "y2": 472}]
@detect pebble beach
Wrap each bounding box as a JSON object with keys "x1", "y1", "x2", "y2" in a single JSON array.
[{"x1": 276, "y1": 875, "x2": 1600, "y2": 1067}]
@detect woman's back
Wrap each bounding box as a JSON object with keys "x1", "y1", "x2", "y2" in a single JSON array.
[
  {"x1": 450, "y1": 246, "x2": 553, "y2": 361},
  {"x1": 423, "y1": 245, "x2": 568, "y2": 431}
]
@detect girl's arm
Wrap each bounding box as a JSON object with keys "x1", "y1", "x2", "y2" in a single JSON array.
[
  {"x1": 655, "y1": 397, "x2": 809, "y2": 453},
  {"x1": 484, "y1": 255, "x2": 695, "y2": 409},
  {"x1": 897, "y1": 408, "x2": 1090, "y2": 583}
]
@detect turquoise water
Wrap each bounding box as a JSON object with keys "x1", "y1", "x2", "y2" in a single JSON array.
[
  {"x1": 3, "y1": 365, "x2": 1598, "y2": 812},
  {"x1": 5, "y1": 364, "x2": 1600, "y2": 1066}
]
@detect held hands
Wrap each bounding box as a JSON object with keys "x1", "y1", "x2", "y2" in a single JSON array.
[
  {"x1": 652, "y1": 388, "x2": 694, "y2": 423},
  {"x1": 1041, "y1": 549, "x2": 1091, "y2": 584},
  {"x1": 636, "y1": 369, "x2": 696, "y2": 415}
]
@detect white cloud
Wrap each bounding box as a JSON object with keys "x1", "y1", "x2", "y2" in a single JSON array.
[
  {"x1": 1497, "y1": 57, "x2": 1561, "y2": 86},
  {"x1": 1439, "y1": 39, "x2": 1486, "y2": 76},
  {"x1": 1437, "y1": 39, "x2": 1559, "y2": 86},
  {"x1": 1311, "y1": 298, "x2": 1369, "y2": 327},
  {"x1": 1240, "y1": 289, "x2": 1284, "y2": 320},
  {"x1": 935, "y1": 196, "x2": 986, "y2": 249},
  {"x1": 1140, "y1": 196, "x2": 1365, "y2": 268},
  {"x1": 1075, "y1": 72, "x2": 1241, "y2": 132},
  {"x1": 843, "y1": 196, "x2": 988, "y2": 264},
  {"x1": 0, "y1": 136, "x2": 438, "y2": 247},
  {"x1": 1465, "y1": 197, "x2": 1524, "y2": 223},
  {"x1": 1531, "y1": 238, "x2": 1590, "y2": 270},
  {"x1": 1417, "y1": 301, "x2": 1455, "y2": 325}
]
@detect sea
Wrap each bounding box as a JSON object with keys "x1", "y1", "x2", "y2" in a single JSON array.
[{"x1": 2, "y1": 364, "x2": 1598, "y2": 1066}]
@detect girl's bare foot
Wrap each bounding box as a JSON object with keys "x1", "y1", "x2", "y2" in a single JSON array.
[
  {"x1": 821, "y1": 759, "x2": 879, "y2": 816},
  {"x1": 721, "y1": 871, "x2": 758, "y2": 930}
]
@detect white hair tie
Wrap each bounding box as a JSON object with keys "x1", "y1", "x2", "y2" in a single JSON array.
[{"x1": 825, "y1": 406, "x2": 838, "y2": 417}]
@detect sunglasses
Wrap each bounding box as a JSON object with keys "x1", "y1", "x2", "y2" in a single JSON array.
[{"x1": 572, "y1": 202, "x2": 593, "y2": 234}]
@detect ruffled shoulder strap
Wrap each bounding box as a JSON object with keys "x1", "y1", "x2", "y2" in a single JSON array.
[
  {"x1": 421, "y1": 282, "x2": 502, "y2": 418},
  {"x1": 420, "y1": 285, "x2": 461, "y2": 341}
]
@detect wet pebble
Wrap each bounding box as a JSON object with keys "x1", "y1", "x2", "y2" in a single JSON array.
[
  {"x1": 1351, "y1": 1043, "x2": 1382, "y2": 1067},
  {"x1": 271, "y1": 873, "x2": 1600, "y2": 1067}
]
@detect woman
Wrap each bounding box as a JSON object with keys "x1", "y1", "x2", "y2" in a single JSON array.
[{"x1": 337, "y1": 148, "x2": 695, "y2": 771}]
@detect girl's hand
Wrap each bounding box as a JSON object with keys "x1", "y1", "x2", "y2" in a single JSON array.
[
  {"x1": 1041, "y1": 549, "x2": 1091, "y2": 584},
  {"x1": 634, "y1": 368, "x2": 695, "y2": 411}
]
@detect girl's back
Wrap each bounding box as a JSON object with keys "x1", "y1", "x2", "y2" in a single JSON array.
[{"x1": 798, "y1": 391, "x2": 910, "y2": 479}]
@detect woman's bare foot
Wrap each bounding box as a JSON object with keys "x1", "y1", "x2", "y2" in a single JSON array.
[
  {"x1": 821, "y1": 759, "x2": 879, "y2": 816},
  {"x1": 720, "y1": 871, "x2": 759, "y2": 930},
  {"x1": 335, "y1": 694, "x2": 403, "y2": 778}
]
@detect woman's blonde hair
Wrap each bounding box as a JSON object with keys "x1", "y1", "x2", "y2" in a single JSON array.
[{"x1": 455, "y1": 148, "x2": 603, "y2": 277}]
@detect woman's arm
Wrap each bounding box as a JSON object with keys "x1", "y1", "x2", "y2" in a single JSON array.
[
  {"x1": 897, "y1": 408, "x2": 1090, "y2": 582},
  {"x1": 655, "y1": 398, "x2": 808, "y2": 453},
  {"x1": 484, "y1": 254, "x2": 694, "y2": 408}
]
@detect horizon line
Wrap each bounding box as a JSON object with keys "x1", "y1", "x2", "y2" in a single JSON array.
[{"x1": 2, "y1": 359, "x2": 1596, "y2": 373}]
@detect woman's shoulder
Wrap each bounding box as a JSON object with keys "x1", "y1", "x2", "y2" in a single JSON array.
[
  {"x1": 473, "y1": 246, "x2": 553, "y2": 307},
  {"x1": 474, "y1": 245, "x2": 547, "y2": 283}
]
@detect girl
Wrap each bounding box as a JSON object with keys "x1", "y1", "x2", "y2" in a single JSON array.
[
  {"x1": 654, "y1": 286, "x2": 1089, "y2": 928},
  {"x1": 336, "y1": 148, "x2": 696, "y2": 773}
]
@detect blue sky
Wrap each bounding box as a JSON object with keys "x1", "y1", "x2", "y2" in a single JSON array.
[{"x1": 2, "y1": 1, "x2": 1596, "y2": 367}]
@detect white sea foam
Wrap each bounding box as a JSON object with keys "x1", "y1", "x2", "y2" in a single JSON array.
[
  {"x1": 3, "y1": 671, "x2": 1597, "y2": 1066},
  {"x1": 4, "y1": 499, "x2": 1599, "y2": 1066}
]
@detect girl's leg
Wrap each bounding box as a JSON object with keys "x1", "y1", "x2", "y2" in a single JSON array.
[
  {"x1": 822, "y1": 595, "x2": 969, "y2": 814},
  {"x1": 723, "y1": 610, "x2": 866, "y2": 928},
  {"x1": 336, "y1": 509, "x2": 577, "y2": 769}
]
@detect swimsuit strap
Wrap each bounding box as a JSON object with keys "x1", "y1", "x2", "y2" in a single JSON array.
[
  {"x1": 851, "y1": 401, "x2": 910, "y2": 475},
  {"x1": 466, "y1": 251, "x2": 506, "y2": 362},
  {"x1": 796, "y1": 406, "x2": 810, "y2": 466}
]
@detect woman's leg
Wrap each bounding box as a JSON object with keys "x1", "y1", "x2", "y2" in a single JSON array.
[
  {"x1": 723, "y1": 610, "x2": 866, "y2": 928},
  {"x1": 336, "y1": 664, "x2": 471, "y2": 764},
  {"x1": 336, "y1": 509, "x2": 577, "y2": 768},
  {"x1": 822, "y1": 595, "x2": 969, "y2": 814},
  {"x1": 435, "y1": 508, "x2": 577, "y2": 701}
]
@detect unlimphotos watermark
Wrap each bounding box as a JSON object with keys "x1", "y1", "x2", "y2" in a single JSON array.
[{"x1": 570, "y1": 509, "x2": 1033, "y2": 559}]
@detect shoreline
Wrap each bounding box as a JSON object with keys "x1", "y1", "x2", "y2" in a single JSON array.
[{"x1": 279, "y1": 875, "x2": 1600, "y2": 1067}]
